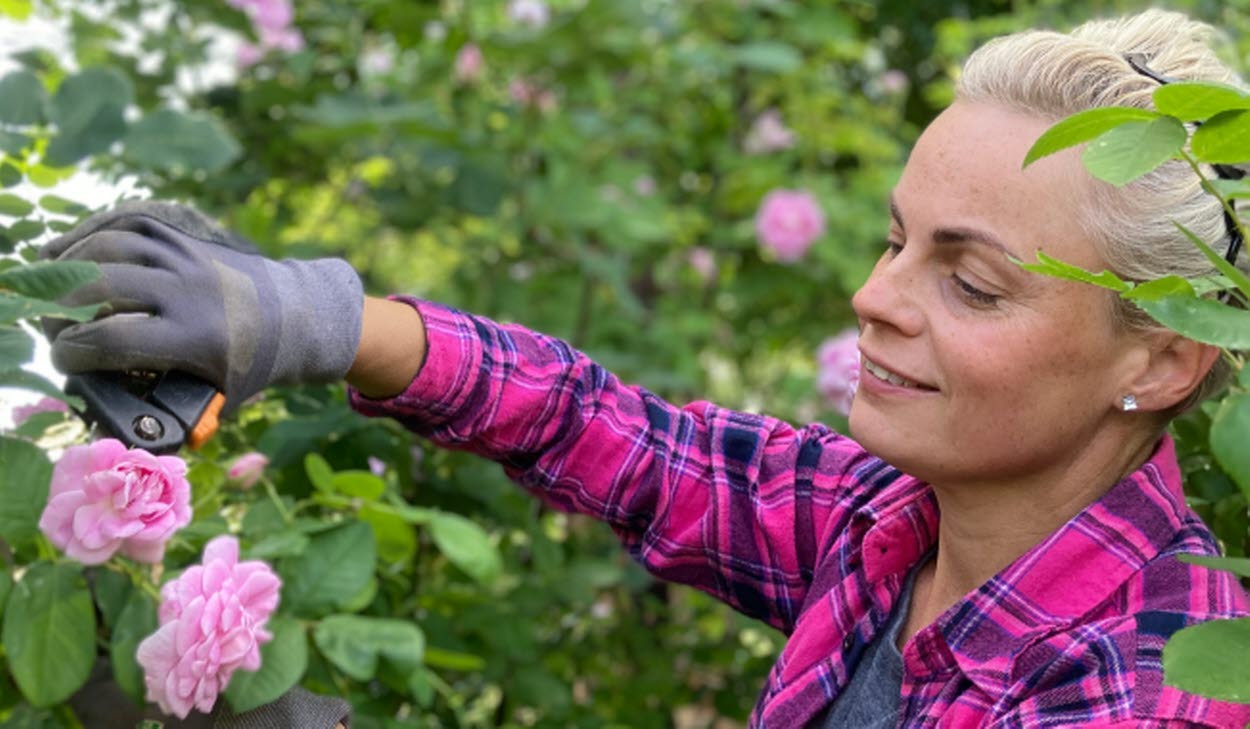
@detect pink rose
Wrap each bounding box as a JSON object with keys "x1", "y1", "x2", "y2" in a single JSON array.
[
  {"x1": 454, "y1": 43, "x2": 484, "y2": 84},
  {"x1": 136, "y1": 536, "x2": 281, "y2": 719},
  {"x1": 11, "y1": 396, "x2": 68, "y2": 427},
  {"x1": 755, "y1": 189, "x2": 826, "y2": 263},
  {"x1": 743, "y1": 109, "x2": 796, "y2": 155},
  {"x1": 236, "y1": 42, "x2": 265, "y2": 69},
  {"x1": 38, "y1": 439, "x2": 192, "y2": 565},
  {"x1": 633, "y1": 175, "x2": 656, "y2": 197},
  {"x1": 226, "y1": 452, "x2": 269, "y2": 490},
  {"x1": 817, "y1": 328, "x2": 860, "y2": 417},
  {"x1": 688, "y1": 247, "x2": 717, "y2": 283}
]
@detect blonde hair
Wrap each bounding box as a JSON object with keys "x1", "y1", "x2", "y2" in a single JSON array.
[{"x1": 958, "y1": 9, "x2": 1247, "y2": 412}]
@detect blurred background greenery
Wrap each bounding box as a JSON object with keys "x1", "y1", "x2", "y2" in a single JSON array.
[{"x1": 1, "y1": 1, "x2": 1248, "y2": 726}]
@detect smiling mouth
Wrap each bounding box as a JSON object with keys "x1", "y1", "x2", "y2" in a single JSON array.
[{"x1": 860, "y1": 356, "x2": 935, "y2": 390}]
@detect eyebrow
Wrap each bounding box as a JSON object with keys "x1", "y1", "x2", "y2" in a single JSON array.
[{"x1": 889, "y1": 195, "x2": 1015, "y2": 258}]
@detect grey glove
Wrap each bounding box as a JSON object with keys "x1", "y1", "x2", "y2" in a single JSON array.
[
  {"x1": 212, "y1": 686, "x2": 350, "y2": 728},
  {"x1": 41, "y1": 201, "x2": 363, "y2": 411}
]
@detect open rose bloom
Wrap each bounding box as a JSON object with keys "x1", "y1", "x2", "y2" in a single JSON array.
[
  {"x1": 817, "y1": 328, "x2": 861, "y2": 417},
  {"x1": 137, "y1": 536, "x2": 282, "y2": 718},
  {"x1": 38, "y1": 439, "x2": 192, "y2": 565},
  {"x1": 755, "y1": 189, "x2": 826, "y2": 262}
]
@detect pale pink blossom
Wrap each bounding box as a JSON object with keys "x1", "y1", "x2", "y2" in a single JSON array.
[
  {"x1": 508, "y1": 0, "x2": 550, "y2": 29},
  {"x1": 454, "y1": 43, "x2": 485, "y2": 84},
  {"x1": 817, "y1": 329, "x2": 860, "y2": 417},
  {"x1": 633, "y1": 175, "x2": 657, "y2": 196},
  {"x1": 259, "y1": 24, "x2": 304, "y2": 53},
  {"x1": 229, "y1": 0, "x2": 303, "y2": 69},
  {"x1": 509, "y1": 77, "x2": 557, "y2": 112},
  {"x1": 879, "y1": 69, "x2": 909, "y2": 95},
  {"x1": 236, "y1": 42, "x2": 265, "y2": 68},
  {"x1": 743, "y1": 109, "x2": 796, "y2": 155},
  {"x1": 11, "y1": 396, "x2": 68, "y2": 426},
  {"x1": 368, "y1": 456, "x2": 387, "y2": 476},
  {"x1": 754, "y1": 189, "x2": 825, "y2": 262},
  {"x1": 688, "y1": 247, "x2": 717, "y2": 283},
  {"x1": 226, "y1": 452, "x2": 269, "y2": 490},
  {"x1": 136, "y1": 536, "x2": 281, "y2": 719},
  {"x1": 38, "y1": 439, "x2": 192, "y2": 565}
]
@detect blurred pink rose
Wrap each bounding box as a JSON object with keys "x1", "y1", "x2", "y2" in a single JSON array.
[
  {"x1": 229, "y1": 0, "x2": 303, "y2": 69},
  {"x1": 136, "y1": 536, "x2": 281, "y2": 719},
  {"x1": 755, "y1": 189, "x2": 826, "y2": 263},
  {"x1": 236, "y1": 42, "x2": 265, "y2": 68},
  {"x1": 11, "y1": 396, "x2": 68, "y2": 427},
  {"x1": 880, "y1": 69, "x2": 909, "y2": 95},
  {"x1": 368, "y1": 456, "x2": 387, "y2": 476},
  {"x1": 688, "y1": 247, "x2": 717, "y2": 283},
  {"x1": 38, "y1": 439, "x2": 192, "y2": 565},
  {"x1": 508, "y1": 77, "x2": 557, "y2": 112},
  {"x1": 817, "y1": 329, "x2": 860, "y2": 417},
  {"x1": 743, "y1": 109, "x2": 796, "y2": 155},
  {"x1": 508, "y1": 0, "x2": 550, "y2": 29},
  {"x1": 227, "y1": 452, "x2": 269, "y2": 490},
  {"x1": 454, "y1": 43, "x2": 484, "y2": 84},
  {"x1": 633, "y1": 175, "x2": 657, "y2": 196}
]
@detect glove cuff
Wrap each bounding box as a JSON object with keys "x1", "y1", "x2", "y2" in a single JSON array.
[{"x1": 265, "y1": 257, "x2": 364, "y2": 386}]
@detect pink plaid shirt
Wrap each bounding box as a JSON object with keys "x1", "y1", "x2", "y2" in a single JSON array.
[{"x1": 350, "y1": 300, "x2": 1250, "y2": 728}]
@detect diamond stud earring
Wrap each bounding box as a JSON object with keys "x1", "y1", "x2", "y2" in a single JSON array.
[{"x1": 1121, "y1": 394, "x2": 1139, "y2": 412}]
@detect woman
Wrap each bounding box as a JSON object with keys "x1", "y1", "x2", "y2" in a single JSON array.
[{"x1": 42, "y1": 8, "x2": 1250, "y2": 728}]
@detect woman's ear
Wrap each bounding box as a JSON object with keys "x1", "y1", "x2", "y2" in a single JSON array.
[{"x1": 1127, "y1": 330, "x2": 1221, "y2": 412}]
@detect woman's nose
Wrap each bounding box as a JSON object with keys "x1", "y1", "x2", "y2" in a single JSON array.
[{"x1": 851, "y1": 253, "x2": 925, "y2": 337}]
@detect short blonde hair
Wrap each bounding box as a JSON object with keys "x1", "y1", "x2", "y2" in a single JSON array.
[{"x1": 957, "y1": 9, "x2": 1247, "y2": 412}]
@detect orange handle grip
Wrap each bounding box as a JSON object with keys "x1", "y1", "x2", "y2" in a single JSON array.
[{"x1": 188, "y1": 392, "x2": 226, "y2": 450}]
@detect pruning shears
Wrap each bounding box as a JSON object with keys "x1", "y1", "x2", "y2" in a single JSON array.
[{"x1": 65, "y1": 371, "x2": 226, "y2": 455}]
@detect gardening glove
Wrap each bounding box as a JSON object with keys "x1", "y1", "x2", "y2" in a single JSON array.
[
  {"x1": 212, "y1": 686, "x2": 351, "y2": 728},
  {"x1": 40, "y1": 200, "x2": 364, "y2": 411}
]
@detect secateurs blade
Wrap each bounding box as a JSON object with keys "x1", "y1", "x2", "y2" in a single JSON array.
[{"x1": 64, "y1": 370, "x2": 225, "y2": 454}]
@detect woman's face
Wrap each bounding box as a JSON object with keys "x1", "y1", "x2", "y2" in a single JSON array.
[{"x1": 849, "y1": 101, "x2": 1145, "y2": 486}]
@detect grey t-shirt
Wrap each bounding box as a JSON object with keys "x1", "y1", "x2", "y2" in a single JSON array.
[{"x1": 814, "y1": 559, "x2": 925, "y2": 728}]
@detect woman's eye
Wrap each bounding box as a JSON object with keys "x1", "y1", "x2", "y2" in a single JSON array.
[
  {"x1": 954, "y1": 275, "x2": 1000, "y2": 306},
  {"x1": 883, "y1": 239, "x2": 903, "y2": 257}
]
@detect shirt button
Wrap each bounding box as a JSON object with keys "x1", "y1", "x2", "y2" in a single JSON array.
[{"x1": 842, "y1": 634, "x2": 855, "y2": 652}]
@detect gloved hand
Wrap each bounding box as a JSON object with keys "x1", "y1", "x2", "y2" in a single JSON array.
[{"x1": 40, "y1": 200, "x2": 364, "y2": 411}]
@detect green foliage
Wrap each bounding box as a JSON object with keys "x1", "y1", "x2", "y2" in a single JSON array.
[
  {"x1": 224, "y1": 618, "x2": 309, "y2": 713},
  {"x1": 1022, "y1": 107, "x2": 1159, "y2": 167},
  {"x1": 0, "y1": 436, "x2": 51, "y2": 546},
  {"x1": 1153, "y1": 82, "x2": 1250, "y2": 122},
  {"x1": 123, "y1": 110, "x2": 242, "y2": 174},
  {"x1": 312, "y1": 614, "x2": 425, "y2": 681},
  {"x1": 109, "y1": 589, "x2": 157, "y2": 705},
  {"x1": 1082, "y1": 116, "x2": 1188, "y2": 186},
  {"x1": 44, "y1": 67, "x2": 133, "y2": 166},
  {"x1": 1163, "y1": 618, "x2": 1250, "y2": 702},
  {"x1": 2, "y1": 563, "x2": 96, "y2": 707}
]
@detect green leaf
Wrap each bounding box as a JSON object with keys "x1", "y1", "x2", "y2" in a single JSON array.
[
  {"x1": 0, "y1": 193, "x2": 34, "y2": 217},
  {"x1": 1081, "y1": 116, "x2": 1187, "y2": 186},
  {"x1": 0, "y1": 131, "x2": 31, "y2": 155},
  {"x1": 360, "y1": 504, "x2": 416, "y2": 565},
  {"x1": 313, "y1": 614, "x2": 425, "y2": 681},
  {"x1": 1163, "y1": 617, "x2": 1250, "y2": 702},
  {"x1": 0, "y1": 0, "x2": 33, "y2": 20},
  {"x1": 1177, "y1": 554, "x2": 1250, "y2": 578},
  {"x1": 109, "y1": 588, "x2": 157, "y2": 705},
  {"x1": 0, "y1": 291, "x2": 98, "y2": 326},
  {"x1": 0, "y1": 326, "x2": 34, "y2": 369},
  {"x1": 1136, "y1": 296, "x2": 1250, "y2": 349},
  {"x1": 0, "y1": 260, "x2": 99, "y2": 300},
  {"x1": 122, "y1": 110, "x2": 242, "y2": 174},
  {"x1": 1153, "y1": 82, "x2": 1250, "y2": 122},
  {"x1": 332, "y1": 471, "x2": 385, "y2": 500},
  {"x1": 1211, "y1": 178, "x2": 1250, "y2": 200},
  {"x1": 0, "y1": 162, "x2": 21, "y2": 189},
  {"x1": 45, "y1": 67, "x2": 133, "y2": 166},
  {"x1": 732, "y1": 42, "x2": 802, "y2": 73},
  {"x1": 428, "y1": 512, "x2": 502, "y2": 585},
  {"x1": 0, "y1": 569, "x2": 12, "y2": 625},
  {"x1": 1210, "y1": 393, "x2": 1250, "y2": 501},
  {"x1": 36, "y1": 195, "x2": 88, "y2": 217},
  {"x1": 5, "y1": 219, "x2": 46, "y2": 245},
  {"x1": 423, "y1": 646, "x2": 486, "y2": 672},
  {"x1": 244, "y1": 530, "x2": 310, "y2": 560},
  {"x1": 0, "y1": 369, "x2": 84, "y2": 411},
  {"x1": 1172, "y1": 222, "x2": 1250, "y2": 301},
  {"x1": 1121, "y1": 275, "x2": 1195, "y2": 302},
  {"x1": 304, "y1": 452, "x2": 334, "y2": 494},
  {"x1": 1018, "y1": 250, "x2": 1131, "y2": 292},
  {"x1": 1192, "y1": 110, "x2": 1250, "y2": 165},
  {"x1": 0, "y1": 436, "x2": 52, "y2": 546},
  {"x1": 2, "y1": 562, "x2": 96, "y2": 707},
  {"x1": 1023, "y1": 107, "x2": 1159, "y2": 167},
  {"x1": 279, "y1": 521, "x2": 376, "y2": 617},
  {"x1": 0, "y1": 70, "x2": 46, "y2": 125},
  {"x1": 224, "y1": 617, "x2": 309, "y2": 713}
]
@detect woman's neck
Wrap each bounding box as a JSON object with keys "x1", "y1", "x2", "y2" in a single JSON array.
[{"x1": 899, "y1": 425, "x2": 1159, "y2": 645}]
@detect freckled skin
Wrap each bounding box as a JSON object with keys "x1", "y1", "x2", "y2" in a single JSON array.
[{"x1": 849, "y1": 101, "x2": 1145, "y2": 492}]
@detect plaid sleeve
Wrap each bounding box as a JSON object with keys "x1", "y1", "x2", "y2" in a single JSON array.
[{"x1": 348, "y1": 298, "x2": 874, "y2": 632}]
